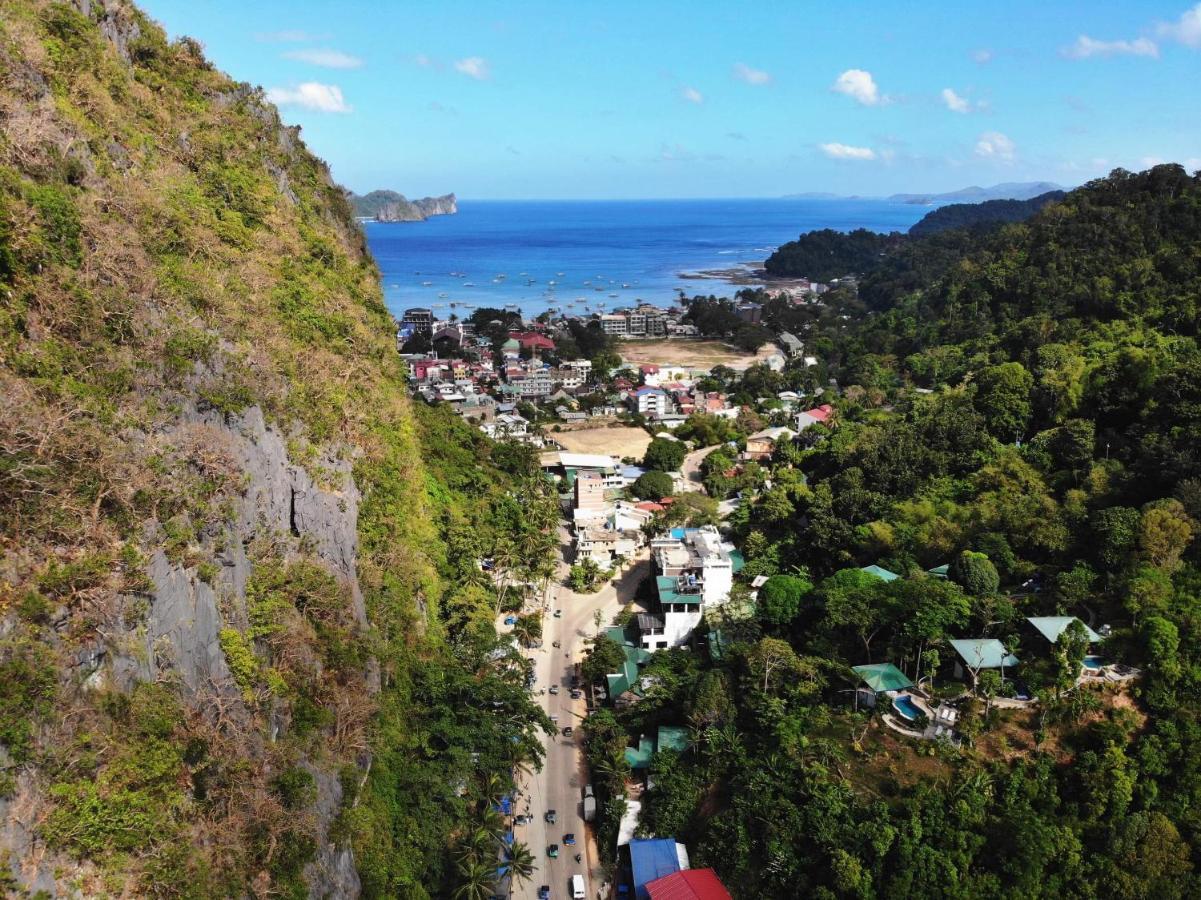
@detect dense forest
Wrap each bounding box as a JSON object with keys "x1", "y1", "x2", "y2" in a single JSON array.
[
  {"x1": 586, "y1": 165, "x2": 1201, "y2": 898},
  {"x1": 764, "y1": 228, "x2": 903, "y2": 281},
  {"x1": 907, "y1": 190, "x2": 1065, "y2": 237},
  {"x1": 0, "y1": 3, "x2": 552, "y2": 897}
]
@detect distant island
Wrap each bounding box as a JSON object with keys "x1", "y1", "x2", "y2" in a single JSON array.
[
  {"x1": 348, "y1": 190, "x2": 457, "y2": 222},
  {"x1": 781, "y1": 181, "x2": 1065, "y2": 205}
]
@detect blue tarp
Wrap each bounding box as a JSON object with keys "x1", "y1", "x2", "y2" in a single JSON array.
[
  {"x1": 494, "y1": 795, "x2": 513, "y2": 816},
  {"x1": 629, "y1": 838, "x2": 680, "y2": 900}
]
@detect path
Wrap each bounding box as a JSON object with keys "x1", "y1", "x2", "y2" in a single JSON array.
[
  {"x1": 680, "y1": 444, "x2": 720, "y2": 493},
  {"x1": 510, "y1": 526, "x2": 649, "y2": 900}
]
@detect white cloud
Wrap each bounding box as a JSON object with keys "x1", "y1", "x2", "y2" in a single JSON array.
[
  {"x1": 1062, "y1": 35, "x2": 1159, "y2": 59},
  {"x1": 453, "y1": 56, "x2": 490, "y2": 80},
  {"x1": 940, "y1": 87, "x2": 972, "y2": 113},
  {"x1": 1157, "y1": 3, "x2": 1201, "y2": 47},
  {"x1": 681, "y1": 86, "x2": 704, "y2": 104},
  {"x1": 282, "y1": 48, "x2": 363, "y2": 69},
  {"x1": 831, "y1": 69, "x2": 882, "y2": 106},
  {"x1": 972, "y1": 48, "x2": 994, "y2": 64},
  {"x1": 819, "y1": 142, "x2": 877, "y2": 161},
  {"x1": 732, "y1": 62, "x2": 772, "y2": 85},
  {"x1": 265, "y1": 82, "x2": 351, "y2": 113},
  {"x1": 975, "y1": 130, "x2": 1016, "y2": 161}
]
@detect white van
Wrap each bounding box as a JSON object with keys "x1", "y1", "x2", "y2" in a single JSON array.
[{"x1": 570, "y1": 873, "x2": 585, "y2": 899}]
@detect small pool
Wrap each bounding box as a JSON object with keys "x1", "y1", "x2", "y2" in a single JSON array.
[
  {"x1": 1083, "y1": 656, "x2": 1106, "y2": 671},
  {"x1": 893, "y1": 694, "x2": 921, "y2": 721}
]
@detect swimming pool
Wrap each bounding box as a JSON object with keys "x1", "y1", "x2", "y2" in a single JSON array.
[
  {"x1": 893, "y1": 694, "x2": 921, "y2": 721},
  {"x1": 1083, "y1": 656, "x2": 1105, "y2": 671}
]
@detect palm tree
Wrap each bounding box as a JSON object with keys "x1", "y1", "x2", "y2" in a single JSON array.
[
  {"x1": 453, "y1": 860, "x2": 495, "y2": 900},
  {"x1": 455, "y1": 828, "x2": 495, "y2": 866},
  {"x1": 507, "y1": 840, "x2": 537, "y2": 887},
  {"x1": 477, "y1": 772, "x2": 507, "y2": 810},
  {"x1": 479, "y1": 807, "x2": 507, "y2": 842}
]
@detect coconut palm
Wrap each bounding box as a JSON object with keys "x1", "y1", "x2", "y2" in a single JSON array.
[
  {"x1": 455, "y1": 827, "x2": 495, "y2": 866},
  {"x1": 452, "y1": 860, "x2": 495, "y2": 900},
  {"x1": 507, "y1": 840, "x2": 537, "y2": 887}
]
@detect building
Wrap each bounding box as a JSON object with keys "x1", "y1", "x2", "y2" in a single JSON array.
[
  {"x1": 777, "y1": 331, "x2": 804, "y2": 357},
  {"x1": 1025, "y1": 616, "x2": 1102, "y2": 645},
  {"x1": 742, "y1": 426, "x2": 795, "y2": 461},
  {"x1": 638, "y1": 526, "x2": 736, "y2": 650},
  {"x1": 576, "y1": 526, "x2": 639, "y2": 566},
  {"x1": 646, "y1": 869, "x2": 733, "y2": 900},
  {"x1": 508, "y1": 331, "x2": 556, "y2": 355},
  {"x1": 949, "y1": 639, "x2": 1020, "y2": 683},
  {"x1": 735, "y1": 302, "x2": 762, "y2": 324},
  {"x1": 861, "y1": 564, "x2": 900, "y2": 582},
  {"x1": 631, "y1": 387, "x2": 671, "y2": 417},
  {"x1": 629, "y1": 838, "x2": 690, "y2": 900},
  {"x1": 479, "y1": 413, "x2": 529, "y2": 441},
  {"x1": 795, "y1": 403, "x2": 834, "y2": 431},
  {"x1": 600, "y1": 314, "x2": 629, "y2": 336},
  {"x1": 574, "y1": 470, "x2": 607, "y2": 523},
  {"x1": 401, "y1": 307, "x2": 434, "y2": 335}
]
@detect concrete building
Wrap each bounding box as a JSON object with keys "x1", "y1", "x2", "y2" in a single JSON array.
[
  {"x1": 600, "y1": 314, "x2": 629, "y2": 336},
  {"x1": 401, "y1": 307, "x2": 434, "y2": 335},
  {"x1": 631, "y1": 387, "x2": 671, "y2": 417},
  {"x1": 639, "y1": 526, "x2": 736, "y2": 650}
]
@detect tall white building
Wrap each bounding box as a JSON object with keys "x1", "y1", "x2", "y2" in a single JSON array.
[{"x1": 639, "y1": 526, "x2": 736, "y2": 650}]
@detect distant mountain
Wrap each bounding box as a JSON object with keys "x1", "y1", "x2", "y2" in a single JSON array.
[
  {"x1": 888, "y1": 181, "x2": 1065, "y2": 205},
  {"x1": 348, "y1": 190, "x2": 457, "y2": 221},
  {"x1": 781, "y1": 191, "x2": 845, "y2": 200},
  {"x1": 908, "y1": 190, "x2": 1067, "y2": 237}
]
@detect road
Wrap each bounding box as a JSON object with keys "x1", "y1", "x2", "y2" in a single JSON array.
[
  {"x1": 679, "y1": 444, "x2": 720, "y2": 493},
  {"x1": 508, "y1": 526, "x2": 649, "y2": 900}
]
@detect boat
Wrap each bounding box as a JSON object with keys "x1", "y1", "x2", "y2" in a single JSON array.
[
  {"x1": 464, "y1": 282, "x2": 475, "y2": 287},
  {"x1": 438, "y1": 292, "x2": 448, "y2": 298},
  {"x1": 609, "y1": 293, "x2": 618, "y2": 298},
  {"x1": 422, "y1": 281, "x2": 433, "y2": 286}
]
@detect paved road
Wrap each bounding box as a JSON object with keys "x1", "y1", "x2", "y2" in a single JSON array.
[
  {"x1": 510, "y1": 528, "x2": 648, "y2": 900},
  {"x1": 679, "y1": 444, "x2": 720, "y2": 493}
]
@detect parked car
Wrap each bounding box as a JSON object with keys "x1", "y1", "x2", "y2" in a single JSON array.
[
  {"x1": 547, "y1": 844, "x2": 560, "y2": 858},
  {"x1": 563, "y1": 833, "x2": 576, "y2": 845},
  {"x1": 538, "y1": 887, "x2": 551, "y2": 900},
  {"x1": 545, "y1": 809, "x2": 557, "y2": 824},
  {"x1": 553, "y1": 609, "x2": 563, "y2": 618},
  {"x1": 562, "y1": 726, "x2": 573, "y2": 737},
  {"x1": 504, "y1": 615, "x2": 517, "y2": 625},
  {"x1": 570, "y1": 689, "x2": 582, "y2": 699},
  {"x1": 549, "y1": 685, "x2": 560, "y2": 695}
]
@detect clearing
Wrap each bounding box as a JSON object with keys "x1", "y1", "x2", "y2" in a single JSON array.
[
  {"x1": 549, "y1": 426, "x2": 652, "y2": 459},
  {"x1": 618, "y1": 339, "x2": 778, "y2": 372}
]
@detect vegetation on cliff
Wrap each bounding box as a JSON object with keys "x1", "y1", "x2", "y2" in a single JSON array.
[{"x1": 0, "y1": 2, "x2": 549, "y2": 896}]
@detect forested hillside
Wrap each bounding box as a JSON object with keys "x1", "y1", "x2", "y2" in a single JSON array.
[
  {"x1": 589, "y1": 166, "x2": 1201, "y2": 898},
  {"x1": 0, "y1": 2, "x2": 551, "y2": 896},
  {"x1": 907, "y1": 190, "x2": 1065, "y2": 237}
]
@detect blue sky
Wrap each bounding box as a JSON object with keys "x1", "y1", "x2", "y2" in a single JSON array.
[{"x1": 140, "y1": 0, "x2": 1201, "y2": 199}]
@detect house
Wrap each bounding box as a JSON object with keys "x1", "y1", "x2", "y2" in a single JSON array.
[
  {"x1": 763, "y1": 352, "x2": 786, "y2": 372},
  {"x1": 602, "y1": 625, "x2": 653, "y2": 706},
  {"x1": 795, "y1": 403, "x2": 834, "y2": 431},
  {"x1": 624, "y1": 725, "x2": 690, "y2": 770},
  {"x1": 861, "y1": 564, "x2": 900, "y2": 582},
  {"x1": 742, "y1": 426, "x2": 796, "y2": 462},
  {"x1": 631, "y1": 387, "x2": 671, "y2": 417},
  {"x1": 646, "y1": 869, "x2": 732, "y2": 900},
  {"x1": 629, "y1": 838, "x2": 690, "y2": 900},
  {"x1": 574, "y1": 470, "x2": 608, "y2": 523},
  {"x1": 500, "y1": 337, "x2": 521, "y2": 358},
  {"x1": 508, "y1": 331, "x2": 556, "y2": 354},
  {"x1": 613, "y1": 500, "x2": 655, "y2": 532},
  {"x1": 735, "y1": 302, "x2": 762, "y2": 323},
  {"x1": 949, "y1": 639, "x2": 1020, "y2": 683},
  {"x1": 479, "y1": 413, "x2": 529, "y2": 441},
  {"x1": 1025, "y1": 616, "x2": 1102, "y2": 645},
  {"x1": 851, "y1": 662, "x2": 914, "y2": 709},
  {"x1": 777, "y1": 332, "x2": 804, "y2": 357}
]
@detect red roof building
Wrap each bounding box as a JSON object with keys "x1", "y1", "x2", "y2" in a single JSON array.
[
  {"x1": 804, "y1": 403, "x2": 834, "y2": 422},
  {"x1": 646, "y1": 868, "x2": 732, "y2": 900},
  {"x1": 508, "y1": 331, "x2": 556, "y2": 352}
]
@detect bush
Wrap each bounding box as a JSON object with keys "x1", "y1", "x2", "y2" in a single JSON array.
[{"x1": 631, "y1": 470, "x2": 673, "y2": 500}]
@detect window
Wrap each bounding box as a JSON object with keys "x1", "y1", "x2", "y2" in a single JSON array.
[{"x1": 657, "y1": 641, "x2": 668, "y2": 649}]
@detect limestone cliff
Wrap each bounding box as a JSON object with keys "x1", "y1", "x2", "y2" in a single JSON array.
[
  {"x1": 348, "y1": 189, "x2": 458, "y2": 221},
  {"x1": 0, "y1": 0, "x2": 466, "y2": 895}
]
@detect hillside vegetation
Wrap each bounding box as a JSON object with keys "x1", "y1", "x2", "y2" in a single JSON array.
[
  {"x1": 0, "y1": 2, "x2": 550, "y2": 897},
  {"x1": 907, "y1": 190, "x2": 1065, "y2": 237},
  {"x1": 591, "y1": 165, "x2": 1201, "y2": 898}
]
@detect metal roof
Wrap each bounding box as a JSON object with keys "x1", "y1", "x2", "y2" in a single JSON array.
[
  {"x1": 647, "y1": 869, "x2": 733, "y2": 900},
  {"x1": 630, "y1": 839, "x2": 683, "y2": 900},
  {"x1": 861, "y1": 564, "x2": 900, "y2": 582},
  {"x1": 949, "y1": 638, "x2": 1019, "y2": 670},
  {"x1": 851, "y1": 662, "x2": 914, "y2": 692},
  {"x1": 1027, "y1": 616, "x2": 1102, "y2": 643}
]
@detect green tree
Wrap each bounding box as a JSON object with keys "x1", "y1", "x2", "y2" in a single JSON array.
[
  {"x1": 630, "y1": 470, "x2": 674, "y2": 501},
  {"x1": 758, "y1": 574, "x2": 813, "y2": 627},
  {"x1": 581, "y1": 633, "x2": 626, "y2": 685},
  {"x1": 948, "y1": 550, "x2": 1000, "y2": 596},
  {"x1": 975, "y1": 361, "x2": 1034, "y2": 441},
  {"x1": 643, "y1": 437, "x2": 687, "y2": 472}
]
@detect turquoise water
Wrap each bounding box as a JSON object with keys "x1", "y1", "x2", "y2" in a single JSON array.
[
  {"x1": 1083, "y1": 656, "x2": 1105, "y2": 670},
  {"x1": 365, "y1": 198, "x2": 932, "y2": 320},
  {"x1": 893, "y1": 695, "x2": 921, "y2": 721}
]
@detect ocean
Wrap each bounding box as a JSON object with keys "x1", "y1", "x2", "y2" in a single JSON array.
[{"x1": 365, "y1": 198, "x2": 932, "y2": 321}]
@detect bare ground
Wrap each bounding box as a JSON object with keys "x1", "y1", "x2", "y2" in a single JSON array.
[
  {"x1": 549, "y1": 426, "x2": 652, "y2": 459},
  {"x1": 618, "y1": 339, "x2": 779, "y2": 372}
]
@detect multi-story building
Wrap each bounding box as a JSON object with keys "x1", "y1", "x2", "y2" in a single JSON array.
[
  {"x1": 599, "y1": 314, "x2": 628, "y2": 336},
  {"x1": 480, "y1": 413, "x2": 529, "y2": 441},
  {"x1": 402, "y1": 307, "x2": 435, "y2": 335},
  {"x1": 638, "y1": 526, "x2": 736, "y2": 650},
  {"x1": 630, "y1": 387, "x2": 671, "y2": 417}
]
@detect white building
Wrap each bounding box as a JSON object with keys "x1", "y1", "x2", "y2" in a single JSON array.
[
  {"x1": 480, "y1": 413, "x2": 529, "y2": 440},
  {"x1": 640, "y1": 526, "x2": 736, "y2": 650},
  {"x1": 599, "y1": 314, "x2": 628, "y2": 336},
  {"x1": 630, "y1": 387, "x2": 671, "y2": 417}
]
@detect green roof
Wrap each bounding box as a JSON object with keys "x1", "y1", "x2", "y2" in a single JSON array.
[
  {"x1": 656, "y1": 575, "x2": 702, "y2": 605},
  {"x1": 949, "y1": 638, "x2": 1019, "y2": 670},
  {"x1": 1027, "y1": 616, "x2": 1102, "y2": 643},
  {"x1": 706, "y1": 629, "x2": 727, "y2": 661},
  {"x1": 657, "y1": 725, "x2": 691, "y2": 753},
  {"x1": 852, "y1": 662, "x2": 913, "y2": 692},
  {"x1": 604, "y1": 626, "x2": 652, "y2": 700},
  {"x1": 927, "y1": 564, "x2": 949, "y2": 578},
  {"x1": 861, "y1": 564, "x2": 900, "y2": 582},
  {"x1": 624, "y1": 734, "x2": 655, "y2": 769}
]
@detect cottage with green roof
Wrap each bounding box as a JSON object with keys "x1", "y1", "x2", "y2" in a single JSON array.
[
  {"x1": 949, "y1": 638, "x2": 1019, "y2": 683},
  {"x1": 1026, "y1": 616, "x2": 1102, "y2": 645},
  {"x1": 861, "y1": 564, "x2": 900, "y2": 582}
]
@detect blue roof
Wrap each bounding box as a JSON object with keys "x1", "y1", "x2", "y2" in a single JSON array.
[
  {"x1": 629, "y1": 838, "x2": 681, "y2": 900},
  {"x1": 1027, "y1": 616, "x2": 1102, "y2": 643},
  {"x1": 949, "y1": 638, "x2": 1019, "y2": 670}
]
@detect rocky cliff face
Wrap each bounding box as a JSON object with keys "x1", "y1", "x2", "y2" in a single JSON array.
[
  {"x1": 0, "y1": 1, "x2": 439, "y2": 895},
  {"x1": 349, "y1": 189, "x2": 458, "y2": 221}
]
